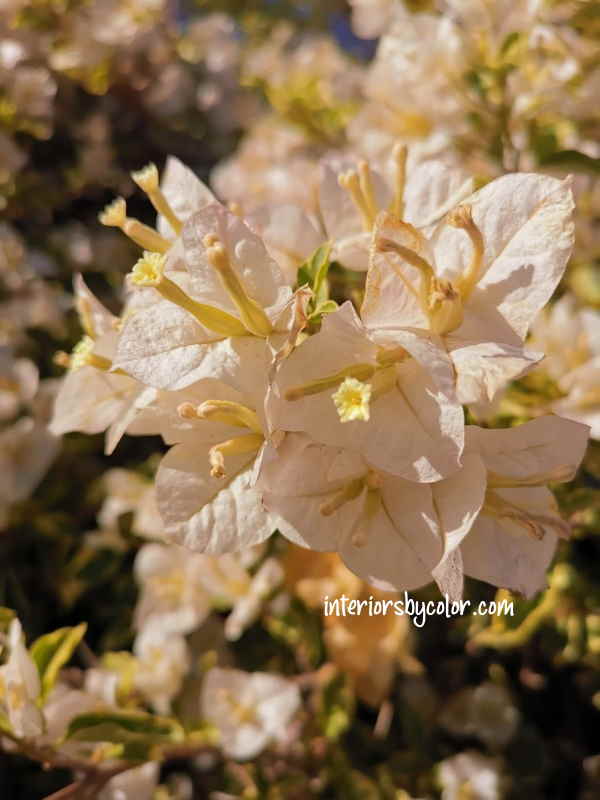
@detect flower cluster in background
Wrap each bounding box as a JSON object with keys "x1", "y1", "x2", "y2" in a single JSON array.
[{"x1": 1, "y1": 1, "x2": 600, "y2": 798}]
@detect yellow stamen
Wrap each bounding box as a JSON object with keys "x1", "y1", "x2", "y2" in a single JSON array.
[
  {"x1": 350, "y1": 483, "x2": 381, "y2": 547},
  {"x1": 428, "y1": 279, "x2": 464, "y2": 335},
  {"x1": 216, "y1": 688, "x2": 257, "y2": 725},
  {"x1": 131, "y1": 163, "x2": 183, "y2": 235},
  {"x1": 208, "y1": 433, "x2": 264, "y2": 478},
  {"x1": 389, "y1": 143, "x2": 407, "y2": 217},
  {"x1": 69, "y1": 336, "x2": 112, "y2": 372},
  {"x1": 376, "y1": 346, "x2": 409, "y2": 366},
  {"x1": 370, "y1": 365, "x2": 398, "y2": 401},
  {"x1": 483, "y1": 490, "x2": 571, "y2": 540},
  {"x1": 375, "y1": 236, "x2": 463, "y2": 335},
  {"x1": 338, "y1": 170, "x2": 375, "y2": 231},
  {"x1": 130, "y1": 252, "x2": 247, "y2": 338},
  {"x1": 446, "y1": 205, "x2": 484, "y2": 300},
  {"x1": 358, "y1": 160, "x2": 378, "y2": 223},
  {"x1": 285, "y1": 363, "x2": 376, "y2": 402},
  {"x1": 203, "y1": 235, "x2": 273, "y2": 338},
  {"x1": 332, "y1": 377, "x2": 372, "y2": 423},
  {"x1": 177, "y1": 402, "x2": 198, "y2": 419},
  {"x1": 195, "y1": 400, "x2": 263, "y2": 434},
  {"x1": 99, "y1": 197, "x2": 170, "y2": 253},
  {"x1": 319, "y1": 478, "x2": 365, "y2": 516}
]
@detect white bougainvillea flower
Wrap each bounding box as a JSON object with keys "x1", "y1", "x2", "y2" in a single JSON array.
[
  {"x1": 49, "y1": 276, "x2": 160, "y2": 454},
  {"x1": 132, "y1": 628, "x2": 190, "y2": 714},
  {"x1": 319, "y1": 150, "x2": 473, "y2": 270},
  {"x1": 98, "y1": 469, "x2": 164, "y2": 540},
  {"x1": 259, "y1": 415, "x2": 588, "y2": 599},
  {"x1": 133, "y1": 542, "x2": 211, "y2": 635},
  {"x1": 529, "y1": 295, "x2": 600, "y2": 439},
  {"x1": 112, "y1": 204, "x2": 306, "y2": 395},
  {"x1": 0, "y1": 417, "x2": 59, "y2": 521},
  {"x1": 221, "y1": 557, "x2": 284, "y2": 642},
  {"x1": 267, "y1": 301, "x2": 464, "y2": 482},
  {"x1": 201, "y1": 667, "x2": 301, "y2": 760},
  {"x1": 553, "y1": 358, "x2": 600, "y2": 440},
  {"x1": 0, "y1": 618, "x2": 44, "y2": 739},
  {"x1": 529, "y1": 293, "x2": 600, "y2": 383},
  {"x1": 0, "y1": 348, "x2": 38, "y2": 422},
  {"x1": 245, "y1": 203, "x2": 323, "y2": 284},
  {"x1": 437, "y1": 750, "x2": 503, "y2": 800},
  {"x1": 458, "y1": 416, "x2": 589, "y2": 597},
  {"x1": 365, "y1": 173, "x2": 575, "y2": 404},
  {"x1": 257, "y1": 432, "x2": 486, "y2": 599},
  {"x1": 245, "y1": 149, "x2": 473, "y2": 279},
  {"x1": 99, "y1": 156, "x2": 216, "y2": 269},
  {"x1": 154, "y1": 379, "x2": 293, "y2": 553}
]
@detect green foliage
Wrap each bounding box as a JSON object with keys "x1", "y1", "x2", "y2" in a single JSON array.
[
  {"x1": 66, "y1": 710, "x2": 185, "y2": 760},
  {"x1": 29, "y1": 623, "x2": 87, "y2": 701}
]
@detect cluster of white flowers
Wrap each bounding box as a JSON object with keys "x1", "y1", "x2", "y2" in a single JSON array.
[{"x1": 49, "y1": 149, "x2": 589, "y2": 604}]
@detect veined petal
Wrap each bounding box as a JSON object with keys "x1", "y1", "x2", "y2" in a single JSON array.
[
  {"x1": 156, "y1": 439, "x2": 278, "y2": 554},
  {"x1": 448, "y1": 339, "x2": 543, "y2": 405},
  {"x1": 434, "y1": 174, "x2": 575, "y2": 340},
  {"x1": 465, "y1": 417, "x2": 589, "y2": 484},
  {"x1": 461, "y1": 487, "x2": 560, "y2": 597},
  {"x1": 182, "y1": 204, "x2": 293, "y2": 316},
  {"x1": 156, "y1": 155, "x2": 216, "y2": 240}
]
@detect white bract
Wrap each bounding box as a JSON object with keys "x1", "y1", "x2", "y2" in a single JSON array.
[
  {"x1": 366, "y1": 173, "x2": 574, "y2": 404},
  {"x1": 0, "y1": 619, "x2": 44, "y2": 739},
  {"x1": 201, "y1": 667, "x2": 300, "y2": 760}
]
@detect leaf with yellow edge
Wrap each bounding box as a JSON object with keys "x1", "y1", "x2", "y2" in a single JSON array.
[{"x1": 29, "y1": 623, "x2": 87, "y2": 701}]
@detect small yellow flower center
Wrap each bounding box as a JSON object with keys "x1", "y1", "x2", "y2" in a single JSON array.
[
  {"x1": 69, "y1": 336, "x2": 112, "y2": 372},
  {"x1": 128, "y1": 252, "x2": 247, "y2": 338},
  {"x1": 332, "y1": 377, "x2": 372, "y2": 423},
  {"x1": 131, "y1": 251, "x2": 165, "y2": 287}
]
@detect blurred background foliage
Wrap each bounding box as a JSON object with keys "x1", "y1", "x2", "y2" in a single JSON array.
[{"x1": 1, "y1": 0, "x2": 600, "y2": 798}]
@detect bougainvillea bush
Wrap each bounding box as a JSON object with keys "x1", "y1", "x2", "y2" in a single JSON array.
[{"x1": 1, "y1": 1, "x2": 600, "y2": 798}]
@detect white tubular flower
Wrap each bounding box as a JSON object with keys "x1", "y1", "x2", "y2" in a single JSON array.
[
  {"x1": 530, "y1": 295, "x2": 600, "y2": 440},
  {"x1": 437, "y1": 751, "x2": 503, "y2": 800},
  {"x1": 258, "y1": 415, "x2": 589, "y2": 600},
  {"x1": 267, "y1": 301, "x2": 464, "y2": 483},
  {"x1": 132, "y1": 628, "x2": 190, "y2": 714},
  {"x1": 0, "y1": 418, "x2": 59, "y2": 517},
  {"x1": 201, "y1": 667, "x2": 300, "y2": 760},
  {"x1": 0, "y1": 619, "x2": 44, "y2": 739},
  {"x1": 49, "y1": 276, "x2": 161, "y2": 456},
  {"x1": 257, "y1": 432, "x2": 486, "y2": 599},
  {"x1": 154, "y1": 380, "x2": 293, "y2": 554},
  {"x1": 133, "y1": 542, "x2": 211, "y2": 635},
  {"x1": 0, "y1": 348, "x2": 38, "y2": 423},
  {"x1": 365, "y1": 173, "x2": 575, "y2": 405},
  {"x1": 460, "y1": 416, "x2": 589, "y2": 597},
  {"x1": 112, "y1": 203, "x2": 306, "y2": 396},
  {"x1": 317, "y1": 150, "x2": 474, "y2": 271}
]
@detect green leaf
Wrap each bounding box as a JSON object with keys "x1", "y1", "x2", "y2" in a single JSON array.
[
  {"x1": 318, "y1": 671, "x2": 354, "y2": 741},
  {"x1": 309, "y1": 299, "x2": 338, "y2": 320},
  {"x1": 539, "y1": 149, "x2": 600, "y2": 174},
  {"x1": 66, "y1": 710, "x2": 184, "y2": 748},
  {"x1": 297, "y1": 242, "x2": 332, "y2": 303},
  {"x1": 30, "y1": 623, "x2": 87, "y2": 701}
]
